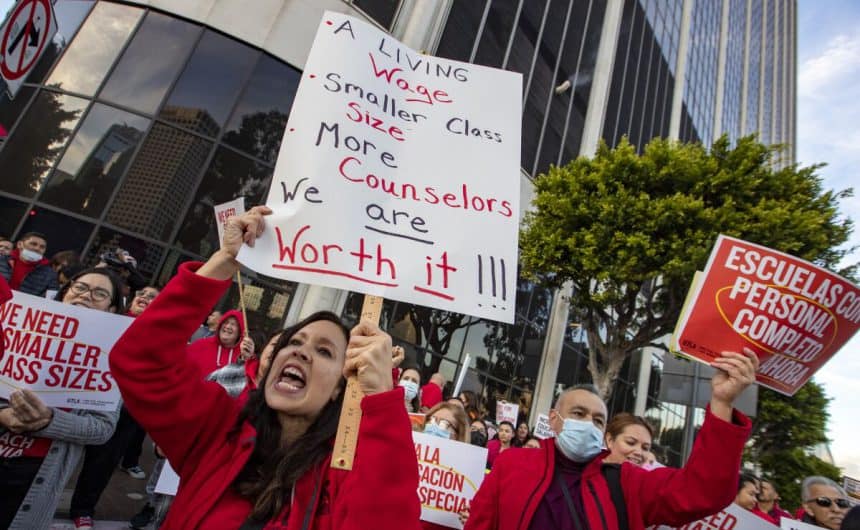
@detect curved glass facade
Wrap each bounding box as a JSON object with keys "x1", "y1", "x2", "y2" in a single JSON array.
[{"x1": 0, "y1": 1, "x2": 300, "y2": 334}]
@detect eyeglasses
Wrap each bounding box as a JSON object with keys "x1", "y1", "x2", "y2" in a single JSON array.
[
  {"x1": 428, "y1": 416, "x2": 457, "y2": 435},
  {"x1": 70, "y1": 281, "x2": 112, "y2": 302},
  {"x1": 134, "y1": 290, "x2": 157, "y2": 300},
  {"x1": 805, "y1": 497, "x2": 851, "y2": 509}
]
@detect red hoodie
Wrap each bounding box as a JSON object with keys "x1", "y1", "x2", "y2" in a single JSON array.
[
  {"x1": 186, "y1": 309, "x2": 245, "y2": 377},
  {"x1": 109, "y1": 262, "x2": 422, "y2": 530}
]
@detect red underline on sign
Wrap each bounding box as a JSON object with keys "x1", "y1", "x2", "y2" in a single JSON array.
[
  {"x1": 413, "y1": 285, "x2": 455, "y2": 301},
  {"x1": 272, "y1": 264, "x2": 399, "y2": 287}
]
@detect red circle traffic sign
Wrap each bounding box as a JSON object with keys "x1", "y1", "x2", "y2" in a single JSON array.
[{"x1": 1, "y1": 0, "x2": 53, "y2": 81}]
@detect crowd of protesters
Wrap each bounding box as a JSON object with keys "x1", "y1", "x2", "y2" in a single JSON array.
[{"x1": 1, "y1": 216, "x2": 858, "y2": 530}]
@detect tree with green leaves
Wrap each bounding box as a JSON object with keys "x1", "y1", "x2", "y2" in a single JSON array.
[
  {"x1": 747, "y1": 381, "x2": 842, "y2": 511},
  {"x1": 519, "y1": 135, "x2": 854, "y2": 398}
]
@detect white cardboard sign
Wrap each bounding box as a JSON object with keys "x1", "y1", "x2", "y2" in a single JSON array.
[
  {"x1": 495, "y1": 401, "x2": 518, "y2": 425},
  {"x1": 780, "y1": 519, "x2": 823, "y2": 530},
  {"x1": 414, "y1": 431, "x2": 487, "y2": 529},
  {"x1": 0, "y1": 290, "x2": 132, "y2": 410},
  {"x1": 237, "y1": 12, "x2": 522, "y2": 323},
  {"x1": 533, "y1": 413, "x2": 554, "y2": 439},
  {"x1": 154, "y1": 460, "x2": 180, "y2": 496},
  {"x1": 214, "y1": 197, "x2": 245, "y2": 248},
  {"x1": 652, "y1": 503, "x2": 779, "y2": 530}
]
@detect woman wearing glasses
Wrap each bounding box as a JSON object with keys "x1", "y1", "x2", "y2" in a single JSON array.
[
  {"x1": 1, "y1": 268, "x2": 123, "y2": 530},
  {"x1": 423, "y1": 401, "x2": 469, "y2": 443},
  {"x1": 68, "y1": 285, "x2": 163, "y2": 528}
]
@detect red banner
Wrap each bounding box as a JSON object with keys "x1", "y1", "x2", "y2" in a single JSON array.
[{"x1": 673, "y1": 235, "x2": 860, "y2": 395}]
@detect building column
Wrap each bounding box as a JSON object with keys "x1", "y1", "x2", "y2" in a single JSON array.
[
  {"x1": 291, "y1": 0, "x2": 451, "y2": 321},
  {"x1": 669, "y1": 0, "x2": 694, "y2": 141},
  {"x1": 531, "y1": 0, "x2": 625, "y2": 421},
  {"x1": 739, "y1": 0, "x2": 752, "y2": 135},
  {"x1": 712, "y1": 0, "x2": 730, "y2": 141}
]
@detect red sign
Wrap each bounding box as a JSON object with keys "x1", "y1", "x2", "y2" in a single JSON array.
[
  {"x1": 673, "y1": 234, "x2": 860, "y2": 395},
  {"x1": 1, "y1": 0, "x2": 56, "y2": 96}
]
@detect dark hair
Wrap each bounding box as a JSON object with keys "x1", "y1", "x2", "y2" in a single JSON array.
[
  {"x1": 738, "y1": 472, "x2": 760, "y2": 492},
  {"x1": 55, "y1": 267, "x2": 124, "y2": 312},
  {"x1": 50, "y1": 249, "x2": 79, "y2": 269},
  {"x1": 842, "y1": 505, "x2": 860, "y2": 530},
  {"x1": 606, "y1": 413, "x2": 655, "y2": 440},
  {"x1": 553, "y1": 383, "x2": 603, "y2": 409},
  {"x1": 498, "y1": 421, "x2": 515, "y2": 431},
  {"x1": 231, "y1": 311, "x2": 350, "y2": 522},
  {"x1": 398, "y1": 366, "x2": 421, "y2": 411},
  {"x1": 19, "y1": 231, "x2": 47, "y2": 242}
]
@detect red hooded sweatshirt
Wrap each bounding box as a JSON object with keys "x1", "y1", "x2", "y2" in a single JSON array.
[{"x1": 186, "y1": 309, "x2": 245, "y2": 377}]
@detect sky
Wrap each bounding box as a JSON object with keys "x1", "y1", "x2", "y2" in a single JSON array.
[{"x1": 796, "y1": 0, "x2": 860, "y2": 480}]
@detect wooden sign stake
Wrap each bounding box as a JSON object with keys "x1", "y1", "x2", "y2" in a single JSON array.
[{"x1": 331, "y1": 294, "x2": 383, "y2": 470}]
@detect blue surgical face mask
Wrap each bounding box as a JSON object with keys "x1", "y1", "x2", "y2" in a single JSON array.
[
  {"x1": 423, "y1": 423, "x2": 452, "y2": 439},
  {"x1": 20, "y1": 249, "x2": 43, "y2": 262},
  {"x1": 554, "y1": 418, "x2": 604, "y2": 462},
  {"x1": 399, "y1": 380, "x2": 419, "y2": 401}
]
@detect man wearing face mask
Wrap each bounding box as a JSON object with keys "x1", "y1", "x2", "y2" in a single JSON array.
[
  {"x1": 464, "y1": 350, "x2": 758, "y2": 530},
  {"x1": 0, "y1": 232, "x2": 59, "y2": 297}
]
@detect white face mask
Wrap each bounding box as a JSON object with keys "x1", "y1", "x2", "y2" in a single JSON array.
[
  {"x1": 20, "y1": 249, "x2": 43, "y2": 262},
  {"x1": 554, "y1": 418, "x2": 604, "y2": 462},
  {"x1": 399, "y1": 380, "x2": 419, "y2": 401}
]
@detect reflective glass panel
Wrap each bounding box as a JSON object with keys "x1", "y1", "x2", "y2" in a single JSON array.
[
  {"x1": 436, "y1": 0, "x2": 485, "y2": 62},
  {"x1": 174, "y1": 147, "x2": 272, "y2": 257},
  {"x1": 16, "y1": 205, "x2": 94, "y2": 256},
  {"x1": 0, "y1": 85, "x2": 37, "y2": 137},
  {"x1": 84, "y1": 227, "x2": 165, "y2": 287},
  {"x1": 223, "y1": 54, "x2": 300, "y2": 163},
  {"x1": 99, "y1": 11, "x2": 201, "y2": 115},
  {"x1": 159, "y1": 30, "x2": 258, "y2": 136},
  {"x1": 40, "y1": 103, "x2": 149, "y2": 216},
  {"x1": 0, "y1": 196, "x2": 27, "y2": 238},
  {"x1": 354, "y1": 0, "x2": 399, "y2": 29},
  {"x1": 0, "y1": 90, "x2": 88, "y2": 197},
  {"x1": 45, "y1": 2, "x2": 142, "y2": 95},
  {"x1": 25, "y1": 0, "x2": 95, "y2": 85},
  {"x1": 106, "y1": 123, "x2": 213, "y2": 240}
]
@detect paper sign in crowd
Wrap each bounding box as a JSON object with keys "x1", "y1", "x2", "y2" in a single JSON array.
[
  {"x1": 414, "y1": 431, "x2": 487, "y2": 528},
  {"x1": 651, "y1": 502, "x2": 779, "y2": 530},
  {"x1": 237, "y1": 12, "x2": 523, "y2": 323},
  {"x1": 0, "y1": 291, "x2": 132, "y2": 410},
  {"x1": 672, "y1": 235, "x2": 860, "y2": 395}
]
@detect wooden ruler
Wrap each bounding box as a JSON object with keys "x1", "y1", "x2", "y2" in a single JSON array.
[{"x1": 331, "y1": 294, "x2": 383, "y2": 470}]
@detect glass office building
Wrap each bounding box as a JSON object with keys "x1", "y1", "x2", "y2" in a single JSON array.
[{"x1": 0, "y1": 0, "x2": 796, "y2": 461}]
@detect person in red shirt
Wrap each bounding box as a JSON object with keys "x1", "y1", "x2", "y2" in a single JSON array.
[
  {"x1": 109, "y1": 206, "x2": 422, "y2": 530},
  {"x1": 463, "y1": 349, "x2": 758, "y2": 530},
  {"x1": 486, "y1": 421, "x2": 515, "y2": 469},
  {"x1": 0, "y1": 232, "x2": 59, "y2": 297},
  {"x1": 420, "y1": 372, "x2": 445, "y2": 411},
  {"x1": 735, "y1": 473, "x2": 761, "y2": 511},
  {"x1": 752, "y1": 479, "x2": 794, "y2": 525},
  {"x1": 185, "y1": 309, "x2": 251, "y2": 376}
]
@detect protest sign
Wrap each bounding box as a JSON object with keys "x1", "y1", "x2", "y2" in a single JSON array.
[
  {"x1": 652, "y1": 502, "x2": 778, "y2": 530},
  {"x1": 495, "y1": 401, "x2": 518, "y2": 425},
  {"x1": 672, "y1": 235, "x2": 860, "y2": 395},
  {"x1": 781, "y1": 519, "x2": 824, "y2": 530},
  {"x1": 0, "y1": 290, "x2": 132, "y2": 410},
  {"x1": 236, "y1": 12, "x2": 522, "y2": 324},
  {"x1": 533, "y1": 413, "x2": 554, "y2": 439},
  {"x1": 846, "y1": 475, "x2": 860, "y2": 501},
  {"x1": 409, "y1": 412, "x2": 426, "y2": 432},
  {"x1": 154, "y1": 460, "x2": 180, "y2": 496},
  {"x1": 214, "y1": 197, "x2": 245, "y2": 248},
  {"x1": 414, "y1": 431, "x2": 487, "y2": 528}
]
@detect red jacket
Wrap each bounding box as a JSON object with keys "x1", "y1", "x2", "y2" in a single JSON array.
[
  {"x1": 464, "y1": 408, "x2": 751, "y2": 530},
  {"x1": 186, "y1": 308, "x2": 245, "y2": 376},
  {"x1": 109, "y1": 262, "x2": 422, "y2": 530},
  {"x1": 420, "y1": 381, "x2": 443, "y2": 409}
]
